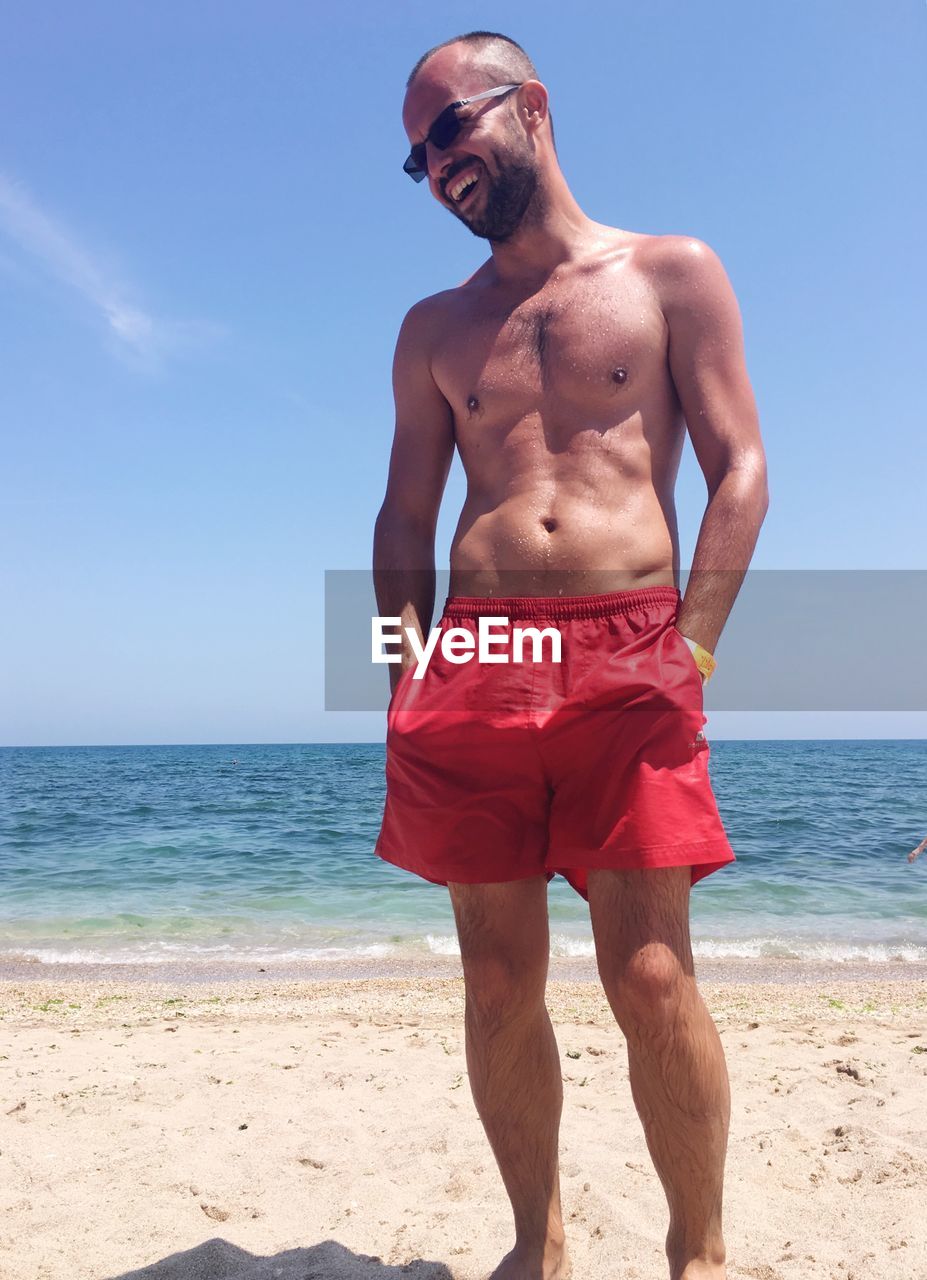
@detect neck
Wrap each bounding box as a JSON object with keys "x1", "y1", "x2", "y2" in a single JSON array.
[{"x1": 487, "y1": 166, "x2": 600, "y2": 284}]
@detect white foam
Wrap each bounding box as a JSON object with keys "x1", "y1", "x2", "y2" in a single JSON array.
[
  {"x1": 2, "y1": 934, "x2": 924, "y2": 967},
  {"x1": 424, "y1": 934, "x2": 461, "y2": 956},
  {"x1": 550, "y1": 933, "x2": 596, "y2": 958},
  {"x1": 691, "y1": 937, "x2": 927, "y2": 964},
  {"x1": 0, "y1": 942, "x2": 397, "y2": 966}
]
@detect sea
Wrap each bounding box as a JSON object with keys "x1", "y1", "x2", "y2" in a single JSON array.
[{"x1": 1, "y1": 742, "x2": 925, "y2": 981}]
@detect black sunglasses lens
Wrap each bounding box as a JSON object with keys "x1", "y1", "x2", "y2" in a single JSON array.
[
  {"x1": 403, "y1": 103, "x2": 464, "y2": 181},
  {"x1": 431, "y1": 105, "x2": 461, "y2": 150},
  {"x1": 403, "y1": 146, "x2": 427, "y2": 181}
]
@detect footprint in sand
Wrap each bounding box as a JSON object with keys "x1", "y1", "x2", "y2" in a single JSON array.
[
  {"x1": 825, "y1": 1058, "x2": 872, "y2": 1085},
  {"x1": 199, "y1": 1202, "x2": 230, "y2": 1222}
]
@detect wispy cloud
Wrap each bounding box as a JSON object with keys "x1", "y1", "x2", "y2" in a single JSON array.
[{"x1": 0, "y1": 170, "x2": 221, "y2": 370}]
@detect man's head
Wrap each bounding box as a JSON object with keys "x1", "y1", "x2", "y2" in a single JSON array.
[{"x1": 403, "y1": 32, "x2": 555, "y2": 244}]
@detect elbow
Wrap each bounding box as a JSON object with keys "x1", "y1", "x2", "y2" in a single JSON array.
[
  {"x1": 745, "y1": 454, "x2": 769, "y2": 523},
  {"x1": 374, "y1": 501, "x2": 435, "y2": 543},
  {"x1": 754, "y1": 454, "x2": 770, "y2": 522},
  {"x1": 709, "y1": 450, "x2": 769, "y2": 521},
  {"x1": 373, "y1": 500, "x2": 437, "y2": 567}
]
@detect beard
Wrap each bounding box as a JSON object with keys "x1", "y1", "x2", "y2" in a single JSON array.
[{"x1": 450, "y1": 147, "x2": 543, "y2": 243}]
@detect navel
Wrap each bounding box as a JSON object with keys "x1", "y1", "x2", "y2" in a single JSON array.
[
  {"x1": 466, "y1": 394, "x2": 480, "y2": 414},
  {"x1": 541, "y1": 517, "x2": 558, "y2": 533},
  {"x1": 611, "y1": 367, "x2": 628, "y2": 386}
]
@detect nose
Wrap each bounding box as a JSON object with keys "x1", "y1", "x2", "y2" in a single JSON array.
[{"x1": 426, "y1": 142, "x2": 456, "y2": 191}]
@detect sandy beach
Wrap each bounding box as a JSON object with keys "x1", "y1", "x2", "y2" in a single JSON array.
[{"x1": 1, "y1": 962, "x2": 925, "y2": 1280}]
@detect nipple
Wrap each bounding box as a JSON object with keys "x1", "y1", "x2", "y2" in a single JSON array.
[
  {"x1": 612, "y1": 367, "x2": 628, "y2": 385},
  {"x1": 467, "y1": 395, "x2": 480, "y2": 413}
]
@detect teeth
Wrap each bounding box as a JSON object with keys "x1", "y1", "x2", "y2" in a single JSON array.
[{"x1": 450, "y1": 171, "x2": 478, "y2": 202}]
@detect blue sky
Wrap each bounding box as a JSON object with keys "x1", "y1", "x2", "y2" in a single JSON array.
[{"x1": 2, "y1": 1, "x2": 925, "y2": 745}]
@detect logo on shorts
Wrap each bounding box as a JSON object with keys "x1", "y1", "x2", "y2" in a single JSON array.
[{"x1": 372, "y1": 616, "x2": 562, "y2": 680}]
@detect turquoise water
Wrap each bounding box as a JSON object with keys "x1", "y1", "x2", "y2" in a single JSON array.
[{"x1": 0, "y1": 742, "x2": 925, "y2": 967}]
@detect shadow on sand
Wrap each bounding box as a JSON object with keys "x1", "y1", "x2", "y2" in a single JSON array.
[{"x1": 106, "y1": 1236, "x2": 457, "y2": 1280}]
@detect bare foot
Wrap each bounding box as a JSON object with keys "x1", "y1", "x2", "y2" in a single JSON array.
[{"x1": 488, "y1": 1237, "x2": 571, "y2": 1280}]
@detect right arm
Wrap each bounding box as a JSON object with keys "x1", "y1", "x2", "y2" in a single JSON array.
[{"x1": 373, "y1": 299, "x2": 456, "y2": 694}]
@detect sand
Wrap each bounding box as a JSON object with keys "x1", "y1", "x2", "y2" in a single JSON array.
[{"x1": 1, "y1": 965, "x2": 925, "y2": 1280}]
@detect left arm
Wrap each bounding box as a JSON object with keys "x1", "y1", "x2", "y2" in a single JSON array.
[{"x1": 655, "y1": 235, "x2": 769, "y2": 654}]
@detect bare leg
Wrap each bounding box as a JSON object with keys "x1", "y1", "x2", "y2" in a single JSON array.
[
  {"x1": 588, "y1": 867, "x2": 729, "y2": 1280},
  {"x1": 448, "y1": 875, "x2": 570, "y2": 1280}
]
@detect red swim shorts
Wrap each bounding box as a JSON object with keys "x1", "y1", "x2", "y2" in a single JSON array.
[{"x1": 374, "y1": 586, "x2": 735, "y2": 900}]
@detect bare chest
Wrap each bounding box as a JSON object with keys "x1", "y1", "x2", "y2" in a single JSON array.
[{"x1": 431, "y1": 271, "x2": 669, "y2": 429}]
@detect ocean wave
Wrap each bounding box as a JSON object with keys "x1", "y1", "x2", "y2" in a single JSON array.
[
  {"x1": 1, "y1": 934, "x2": 924, "y2": 968},
  {"x1": 0, "y1": 942, "x2": 398, "y2": 965}
]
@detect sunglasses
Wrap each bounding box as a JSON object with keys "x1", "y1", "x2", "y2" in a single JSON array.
[{"x1": 403, "y1": 83, "x2": 523, "y2": 182}]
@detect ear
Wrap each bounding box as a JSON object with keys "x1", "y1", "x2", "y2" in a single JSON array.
[{"x1": 517, "y1": 79, "x2": 549, "y2": 134}]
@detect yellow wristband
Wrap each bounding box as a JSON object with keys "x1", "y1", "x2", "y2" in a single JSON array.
[{"x1": 681, "y1": 635, "x2": 717, "y2": 684}]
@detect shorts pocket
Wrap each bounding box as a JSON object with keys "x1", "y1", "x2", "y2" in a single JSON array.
[
  {"x1": 670, "y1": 624, "x2": 705, "y2": 703},
  {"x1": 386, "y1": 664, "x2": 417, "y2": 729}
]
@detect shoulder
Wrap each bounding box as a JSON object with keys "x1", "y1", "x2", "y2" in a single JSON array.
[
  {"x1": 393, "y1": 291, "x2": 452, "y2": 369},
  {"x1": 399, "y1": 288, "x2": 453, "y2": 331},
  {"x1": 635, "y1": 232, "x2": 725, "y2": 277},
  {"x1": 398, "y1": 272, "x2": 480, "y2": 339},
  {"x1": 396, "y1": 265, "x2": 491, "y2": 359},
  {"x1": 633, "y1": 233, "x2": 735, "y2": 312}
]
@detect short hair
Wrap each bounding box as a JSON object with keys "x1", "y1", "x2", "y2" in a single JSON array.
[
  {"x1": 406, "y1": 31, "x2": 554, "y2": 145},
  {"x1": 407, "y1": 31, "x2": 538, "y2": 90}
]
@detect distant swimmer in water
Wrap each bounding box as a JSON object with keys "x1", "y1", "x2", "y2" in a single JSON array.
[{"x1": 908, "y1": 834, "x2": 927, "y2": 864}]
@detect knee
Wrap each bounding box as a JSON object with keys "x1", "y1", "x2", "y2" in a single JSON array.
[
  {"x1": 462, "y1": 954, "x2": 547, "y2": 1029},
  {"x1": 598, "y1": 944, "x2": 687, "y2": 1039}
]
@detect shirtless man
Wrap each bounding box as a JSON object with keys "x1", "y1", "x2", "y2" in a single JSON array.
[{"x1": 372, "y1": 30, "x2": 768, "y2": 1280}]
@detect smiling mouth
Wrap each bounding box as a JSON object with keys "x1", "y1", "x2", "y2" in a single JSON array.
[{"x1": 447, "y1": 166, "x2": 482, "y2": 206}]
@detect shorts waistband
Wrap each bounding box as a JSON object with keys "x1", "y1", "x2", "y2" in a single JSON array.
[{"x1": 442, "y1": 585, "x2": 681, "y2": 622}]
